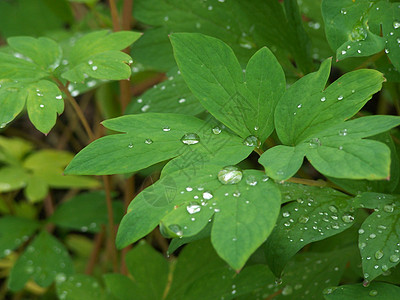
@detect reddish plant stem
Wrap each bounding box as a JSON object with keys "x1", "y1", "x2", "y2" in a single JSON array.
[
  {"x1": 108, "y1": 0, "x2": 121, "y2": 31},
  {"x1": 85, "y1": 226, "x2": 106, "y2": 274},
  {"x1": 44, "y1": 194, "x2": 55, "y2": 233}
]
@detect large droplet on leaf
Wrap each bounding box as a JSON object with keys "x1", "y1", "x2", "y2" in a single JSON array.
[
  {"x1": 180, "y1": 133, "x2": 200, "y2": 145},
  {"x1": 218, "y1": 166, "x2": 243, "y2": 185},
  {"x1": 243, "y1": 135, "x2": 261, "y2": 147}
]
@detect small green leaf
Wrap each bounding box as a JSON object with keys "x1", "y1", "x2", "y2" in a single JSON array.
[
  {"x1": 170, "y1": 33, "x2": 285, "y2": 141},
  {"x1": 323, "y1": 282, "x2": 400, "y2": 300},
  {"x1": 0, "y1": 52, "x2": 48, "y2": 81},
  {"x1": 357, "y1": 194, "x2": 400, "y2": 281},
  {"x1": 0, "y1": 81, "x2": 27, "y2": 128},
  {"x1": 0, "y1": 216, "x2": 40, "y2": 258},
  {"x1": 8, "y1": 231, "x2": 74, "y2": 291},
  {"x1": 264, "y1": 183, "x2": 354, "y2": 276},
  {"x1": 24, "y1": 175, "x2": 48, "y2": 202},
  {"x1": 7, "y1": 36, "x2": 62, "y2": 71},
  {"x1": 259, "y1": 145, "x2": 305, "y2": 181},
  {"x1": 65, "y1": 113, "x2": 251, "y2": 175},
  {"x1": 61, "y1": 30, "x2": 141, "y2": 83},
  {"x1": 50, "y1": 192, "x2": 123, "y2": 233},
  {"x1": 0, "y1": 166, "x2": 28, "y2": 192},
  {"x1": 56, "y1": 274, "x2": 107, "y2": 300}
]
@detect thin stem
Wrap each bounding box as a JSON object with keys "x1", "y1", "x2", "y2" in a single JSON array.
[
  {"x1": 53, "y1": 78, "x2": 95, "y2": 141},
  {"x1": 85, "y1": 226, "x2": 105, "y2": 275},
  {"x1": 254, "y1": 147, "x2": 264, "y2": 156},
  {"x1": 122, "y1": 0, "x2": 133, "y2": 31},
  {"x1": 44, "y1": 193, "x2": 55, "y2": 233},
  {"x1": 108, "y1": 0, "x2": 121, "y2": 31}
]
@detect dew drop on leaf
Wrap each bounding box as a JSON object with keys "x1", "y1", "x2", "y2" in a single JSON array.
[
  {"x1": 328, "y1": 205, "x2": 338, "y2": 213},
  {"x1": 168, "y1": 224, "x2": 183, "y2": 237},
  {"x1": 144, "y1": 138, "x2": 153, "y2": 144},
  {"x1": 341, "y1": 213, "x2": 354, "y2": 223},
  {"x1": 351, "y1": 24, "x2": 367, "y2": 41},
  {"x1": 180, "y1": 133, "x2": 200, "y2": 145},
  {"x1": 218, "y1": 166, "x2": 243, "y2": 185},
  {"x1": 393, "y1": 21, "x2": 400, "y2": 29},
  {"x1": 369, "y1": 290, "x2": 378, "y2": 296},
  {"x1": 375, "y1": 250, "x2": 384, "y2": 260},
  {"x1": 212, "y1": 126, "x2": 221, "y2": 134},
  {"x1": 246, "y1": 175, "x2": 258, "y2": 186},
  {"x1": 187, "y1": 203, "x2": 201, "y2": 214},
  {"x1": 202, "y1": 191, "x2": 213, "y2": 200},
  {"x1": 162, "y1": 126, "x2": 170, "y2": 132},
  {"x1": 298, "y1": 215, "x2": 309, "y2": 223},
  {"x1": 389, "y1": 254, "x2": 399, "y2": 263},
  {"x1": 243, "y1": 135, "x2": 261, "y2": 147},
  {"x1": 308, "y1": 138, "x2": 321, "y2": 148}
]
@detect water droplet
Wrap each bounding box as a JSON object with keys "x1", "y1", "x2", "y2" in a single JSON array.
[
  {"x1": 339, "y1": 129, "x2": 348, "y2": 136},
  {"x1": 181, "y1": 133, "x2": 200, "y2": 145},
  {"x1": 375, "y1": 250, "x2": 384, "y2": 260},
  {"x1": 359, "y1": 229, "x2": 365, "y2": 234},
  {"x1": 308, "y1": 138, "x2": 321, "y2": 148},
  {"x1": 320, "y1": 96, "x2": 326, "y2": 102},
  {"x1": 297, "y1": 104, "x2": 302, "y2": 108},
  {"x1": 39, "y1": 104, "x2": 44, "y2": 108},
  {"x1": 145, "y1": 138, "x2": 153, "y2": 144},
  {"x1": 369, "y1": 233, "x2": 376, "y2": 239},
  {"x1": 298, "y1": 215, "x2": 309, "y2": 223},
  {"x1": 341, "y1": 8, "x2": 347, "y2": 15},
  {"x1": 233, "y1": 191, "x2": 241, "y2": 197},
  {"x1": 342, "y1": 213, "x2": 354, "y2": 223},
  {"x1": 337, "y1": 95, "x2": 344, "y2": 101},
  {"x1": 212, "y1": 126, "x2": 221, "y2": 134},
  {"x1": 384, "y1": 204, "x2": 394, "y2": 213},
  {"x1": 168, "y1": 224, "x2": 183, "y2": 237},
  {"x1": 246, "y1": 175, "x2": 258, "y2": 186},
  {"x1": 128, "y1": 143, "x2": 133, "y2": 149},
  {"x1": 202, "y1": 191, "x2": 213, "y2": 200},
  {"x1": 178, "y1": 98, "x2": 186, "y2": 103},
  {"x1": 351, "y1": 24, "x2": 367, "y2": 41},
  {"x1": 92, "y1": 66, "x2": 98, "y2": 71},
  {"x1": 88, "y1": 60, "x2": 93, "y2": 65},
  {"x1": 187, "y1": 203, "x2": 201, "y2": 214},
  {"x1": 243, "y1": 135, "x2": 261, "y2": 147},
  {"x1": 341, "y1": 50, "x2": 347, "y2": 55},
  {"x1": 283, "y1": 211, "x2": 290, "y2": 217},
  {"x1": 218, "y1": 166, "x2": 243, "y2": 185},
  {"x1": 389, "y1": 254, "x2": 399, "y2": 263},
  {"x1": 394, "y1": 21, "x2": 400, "y2": 29},
  {"x1": 56, "y1": 95, "x2": 62, "y2": 100},
  {"x1": 162, "y1": 126, "x2": 170, "y2": 132},
  {"x1": 328, "y1": 205, "x2": 338, "y2": 213},
  {"x1": 369, "y1": 290, "x2": 378, "y2": 296}
]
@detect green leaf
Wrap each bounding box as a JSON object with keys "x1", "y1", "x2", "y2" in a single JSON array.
[
  {"x1": 25, "y1": 80, "x2": 64, "y2": 134},
  {"x1": 356, "y1": 194, "x2": 400, "y2": 281},
  {"x1": 168, "y1": 222, "x2": 212, "y2": 254},
  {"x1": 61, "y1": 30, "x2": 141, "y2": 83},
  {"x1": 323, "y1": 282, "x2": 400, "y2": 300},
  {"x1": 0, "y1": 216, "x2": 40, "y2": 258},
  {"x1": 125, "y1": 241, "x2": 169, "y2": 300},
  {"x1": 117, "y1": 166, "x2": 280, "y2": 270},
  {"x1": 65, "y1": 113, "x2": 252, "y2": 175},
  {"x1": 56, "y1": 274, "x2": 107, "y2": 300},
  {"x1": 125, "y1": 68, "x2": 204, "y2": 116},
  {"x1": 171, "y1": 33, "x2": 285, "y2": 141},
  {"x1": 0, "y1": 81, "x2": 28, "y2": 128},
  {"x1": 259, "y1": 145, "x2": 305, "y2": 181},
  {"x1": 103, "y1": 274, "x2": 136, "y2": 300},
  {"x1": 8, "y1": 231, "x2": 74, "y2": 291},
  {"x1": 322, "y1": 0, "x2": 400, "y2": 70},
  {"x1": 24, "y1": 175, "x2": 48, "y2": 202},
  {"x1": 50, "y1": 192, "x2": 123, "y2": 233},
  {"x1": 0, "y1": 166, "x2": 28, "y2": 192},
  {"x1": 0, "y1": 52, "x2": 49, "y2": 81},
  {"x1": 264, "y1": 183, "x2": 355, "y2": 276},
  {"x1": 7, "y1": 36, "x2": 62, "y2": 71}
]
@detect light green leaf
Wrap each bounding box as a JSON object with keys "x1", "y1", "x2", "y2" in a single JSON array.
[
  {"x1": 323, "y1": 282, "x2": 400, "y2": 300},
  {"x1": 264, "y1": 183, "x2": 354, "y2": 276},
  {"x1": 65, "y1": 113, "x2": 252, "y2": 175},
  {"x1": 0, "y1": 216, "x2": 40, "y2": 258},
  {"x1": 275, "y1": 59, "x2": 384, "y2": 145},
  {"x1": 8, "y1": 231, "x2": 74, "y2": 291},
  {"x1": 0, "y1": 136, "x2": 33, "y2": 163},
  {"x1": 61, "y1": 30, "x2": 141, "y2": 83},
  {"x1": 50, "y1": 192, "x2": 123, "y2": 233},
  {"x1": 7, "y1": 36, "x2": 62, "y2": 71},
  {"x1": 117, "y1": 166, "x2": 280, "y2": 270},
  {"x1": 0, "y1": 52, "x2": 49, "y2": 81},
  {"x1": 0, "y1": 166, "x2": 28, "y2": 192},
  {"x1": 125, "y1": 68, "x2": 204, "y2": 116},
  {"x1": 356, "y1": 194, "x2": 400, "y2": 281},
  {"x1": 26, "y1": 80, "x2": 64, "y2": 134},
  {"x1": 0, "y1": 81, "x2": 27, "y2": 128},
  {"x1": 24, "y1": 176, "x2": 48, "y2": 202},
  {"x1": 259, "y1": 145, "x2": 305, "y2": 181},
  {"x1": 56, "y1": 274, "x2": 107, "y2": 300},
  {"x1": 171, "y1": 33, "x2": 285, "y2": 141},
  {"x1": 322, "y1": 0, "x2": 400, "y2": 70}
]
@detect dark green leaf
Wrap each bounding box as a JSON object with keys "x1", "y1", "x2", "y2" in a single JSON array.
[
  {"x1": 56, "y1": 274, "x2": 107, "y2": 300},
  {"x1": 323, "y1": 282, "x2": 400, "y2": 300}
]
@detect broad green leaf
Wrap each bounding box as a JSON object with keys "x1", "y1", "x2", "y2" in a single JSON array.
[
  {"x1": 65, "y1": 113, "x2": 252, "y2": 175},
  {"x1": 322, "y1": 0, "x2": 400, "y2": 70},
  {"x1": 0, "y1": 52, "x2": 48, "y2": 81},
  {"x1": 323, "y1": 282, "x2": 400, "y2": 300},
  {"x1": 24, "y1": 175, "x2": 48, "y2": 202},
  {"x1": 103, "y1": 274, "x2": 136, "y2": 300},
  {"x1": 171, "y1": 33, "x2": 285, "y2": 141},
  {"x1": 125, "y1": 241, "x2": 169, "y2": 300},
  {"x1": 8, "y1": 231, "x2": 74, "y2": 291},
  {"x1": 50, "y1": 192, "x2": 123, "y2": 233},
  {"x1": 258, "y1": 145, "x2": 305, "y2": 181},
  {"x1": 56, "y1": 274, "x2": 107, "y2": 300},
  {"x1": 7, "y1": 36, "x2": 62, "y2": 71},
  {"x1": 246, "y1": 249, "x2": 350, "y2": 300},
  {"x1": 0, "y1": 81, "x2": 27, "y2": 128},
  {"x1": 275, "y1": 59, "x2": 384, "y2": 145},
  {"x1": 0, "y1": 216, "x2": 40, "y2": 258},
  {"x1": 117, "y1": 165, "x2": 280, "y2": 270},
  {"x1": 329, "y1": 133, "x2": 400, "y2": 194},
  {"x1": 61, "y1": 30, "x2": 141, "y2": 83},
  {"x1": 125, "y1": 68, "x2": 204, "y2": 116},
  {"x1": 26, "y1": 80, "x2": 64, "y2": 134},
  {"x1": 264, "y1": 184, "x2": 355, "y2": 276},
  {"x1": 356, "y1": 194, "x2": 400, "y2": 281}
]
